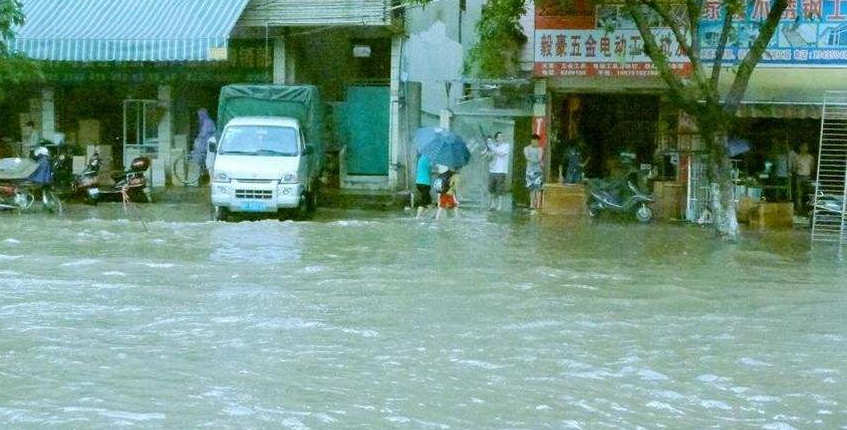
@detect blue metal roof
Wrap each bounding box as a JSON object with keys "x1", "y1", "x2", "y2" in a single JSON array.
[{"x1": 13, "y1": 0, "x2": 250, "y2": 62}]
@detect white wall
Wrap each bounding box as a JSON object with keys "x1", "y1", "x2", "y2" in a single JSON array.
[
  {"x1": 403, "y1": 0, "x2": 535, "y2": 115},
  {"x1": 402, "y1": 20, "x2": 464, "y2": 116}
]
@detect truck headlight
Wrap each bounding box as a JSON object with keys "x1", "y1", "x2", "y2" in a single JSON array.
[
  {"x1": 213, "y1": 171, "x2": 230, "y2": 182},
  {"x1": 281, "y1": 173, "x2": 298, "y2": 183}
]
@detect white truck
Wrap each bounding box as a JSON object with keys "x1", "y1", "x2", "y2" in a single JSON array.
[{"x1": 209, "y1": 85, "x2": 323, "y2": 221}]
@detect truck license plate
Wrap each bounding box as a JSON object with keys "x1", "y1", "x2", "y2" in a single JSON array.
[{"x1": 240, "y1": 200, "x2": 268, "y2": 212}]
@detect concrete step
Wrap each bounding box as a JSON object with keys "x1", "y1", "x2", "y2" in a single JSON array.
[{"x1": 319, "y1": 187, "x2": 410, "y2": 210}]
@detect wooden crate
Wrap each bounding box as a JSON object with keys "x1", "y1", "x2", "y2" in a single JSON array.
[
  {"x1": 652, "y1": 181, "x2": 685, "y2": 220},
  {"x1": 749, "y1": 202, "x2": 793, "y2": 229},
  {"x1": 541, "y1": 183, "x2": 586, "y2": 215},
  {"x1": 736, "y1": 196, "x2": 757, "y2": 224}
]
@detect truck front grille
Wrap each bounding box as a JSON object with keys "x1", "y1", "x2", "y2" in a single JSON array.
[{"x1": 235, "y1": 189, "x2": 273, "y2": 199}]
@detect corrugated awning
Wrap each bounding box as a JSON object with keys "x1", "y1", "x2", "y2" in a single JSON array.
[
  {"x1": 13, "y1": 0, "x2": 250, "y2": 62},
  {"x1": 237, "y1": 0, "x2": 389, "y2": 27},
  {"x1": 735, "y1": 103, "x2": 822, "y2": 119},
  {"x1": 720, "y1": 68, "x2": 846, "y2": 119}
]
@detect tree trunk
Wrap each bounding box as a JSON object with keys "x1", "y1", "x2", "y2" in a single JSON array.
[{"x1": 707, "y1": 134, "x2": 740, "y2": 241}]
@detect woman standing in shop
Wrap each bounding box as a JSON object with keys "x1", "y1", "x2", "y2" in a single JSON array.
[{"x1": 523, "y1": 134, "x2": 543, "y2": 212}]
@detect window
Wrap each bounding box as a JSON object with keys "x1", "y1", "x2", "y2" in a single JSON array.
[{"x1": 219, "y1": 126, "x2": 299, "y2": 156}]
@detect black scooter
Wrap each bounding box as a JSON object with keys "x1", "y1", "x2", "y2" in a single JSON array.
[
  {"x1": 84, "y1": 157, "x2": 150, "y2": 204},
  {"x1": 587, "y1": 173, "x2": 654, "y2": 223},
  {"x1": 43, "y1": 143, "x2": 102, "y2": 203}
]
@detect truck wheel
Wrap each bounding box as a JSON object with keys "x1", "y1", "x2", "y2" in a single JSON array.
[
  {"x1": 306, "y1": 182, "x2": 318, "y2": 213},
  {"x1": 298, "y1": 185, "x2": 318, "y2": 220},
  {"x1": 277, "y1": 209, "x2": 295, "y2": 221},
  {"x1": 212, "y1": 206, "x2": 228, "y2": 222}
]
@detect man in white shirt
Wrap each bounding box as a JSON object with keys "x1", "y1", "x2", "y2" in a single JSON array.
[
  {"x1": 794, "y1": 143, "x2": 815, "y2": 213},
  {"x1": 486, "y1": 132, "x2": 511, "y2": 211}
]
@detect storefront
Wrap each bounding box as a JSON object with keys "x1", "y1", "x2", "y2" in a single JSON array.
[
  {"x1": 4, "y1": 0, "x2": 404, "y2": 191},
  {"x1": 531, "y1": 0, "x2": 846, "y2": 223},
  {"x1": 530, "y1": 1, "x2": 690, "y2": 217}
]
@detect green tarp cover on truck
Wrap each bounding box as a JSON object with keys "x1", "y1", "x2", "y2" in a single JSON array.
[{"x1": 217, "y1": 84, "x2": 324, "y2": 162}]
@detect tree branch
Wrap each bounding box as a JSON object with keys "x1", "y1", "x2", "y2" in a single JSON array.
[
  {"x1": 686, "y1": 0, "x2": 705, "y2": 56},
  {"x1": 624, "y1": 0, "x2": 693, "y2": 110},
  {"x1": 709, "y1": 3, "x2": 735, "y2": 90},
  {"x1": 724, "y1": 0, "x2": 789, "y2": 114},
  {"x1": 643, "y1": 0, "x2": 711, "y2": 97},
  {"x1": 644, "y1": 0, "x2": 696, "y2": 66}
]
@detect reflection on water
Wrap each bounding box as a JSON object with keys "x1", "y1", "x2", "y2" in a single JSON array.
[{"x1": 1, "y1": 202, "x2": 846, "y2": 430}]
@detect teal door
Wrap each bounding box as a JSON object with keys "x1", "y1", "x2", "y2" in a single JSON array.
[{"x1": 345, "y1": 85, "x2": 389, "y2": 175}]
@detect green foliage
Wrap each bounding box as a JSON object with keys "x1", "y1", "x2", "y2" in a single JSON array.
[
  {"x1": 0, "y1": 0, "x2": 24, "y2": 56},
  {"x1": 464, "y1": 0, "x2": 527, "y2": 78},
  {"x1": 0, "y1": 0, "x2": 40, "y2": 101}
]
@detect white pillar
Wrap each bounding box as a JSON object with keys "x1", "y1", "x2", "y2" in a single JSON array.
[
  {"x1": 273, "y1": 36, "x2": 296, "y2": 85},
  {"x1": 439, "y1": 109, "x2": 453, "y2": 130},
  {"x1": 388, "y1": 36, "x2": 403, "y2": 190},
  {"x1": 273, "y1": 37, "x2": 286, "y2": 84},
  {"x1": 533, "y1": 79, "x2": 547, "y2": 117},
  {"x1": 157, "y1": 85, "x2": 173, "y2": 187},
  {"x1": 41, "y1": 88, "x2": 56, "y2": 142}
]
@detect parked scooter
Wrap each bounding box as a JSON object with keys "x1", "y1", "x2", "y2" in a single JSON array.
[
  {"x1": 586, "y1": 172, "x2": 654, "y2": 222},
  {"x1": 39, "y1": 140, "x2": 102, "y2": 202},
  {"x1": 812, "y1": 191, "x2": 844, "y2": 216},
  {"x1": 84, "y1": 156, "x2": 150, "y2": 204},
  {"x1": 0, "y1": 147, "x2": 62, "y2": 212},
  {"x1": 73, "y1": 151, "x2": 102, "y2": 204}
]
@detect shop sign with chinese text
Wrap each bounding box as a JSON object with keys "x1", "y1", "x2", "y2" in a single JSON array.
[
  {"x1": 700, "y1": 0, "x2": 847, "y2": 66},
  {"x1": 534, "y1": 4, "x2": 693, "y2": 77}
]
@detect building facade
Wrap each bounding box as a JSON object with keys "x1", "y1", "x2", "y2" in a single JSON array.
[
  {"x1": 530, "y1": 0, "x2": 847, "y2": 220},
  {"x1": 5, "y1": 0, "x2": 405, "y2": 191}
]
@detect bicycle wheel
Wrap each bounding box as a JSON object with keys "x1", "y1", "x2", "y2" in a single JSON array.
[{"x1": 172, "y1": 153, "x2": 202, "y2": 185}]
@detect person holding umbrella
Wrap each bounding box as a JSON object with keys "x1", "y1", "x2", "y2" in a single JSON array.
[
  {"x1": 414, "y1": 127, "x2": 471, "y2": 170},
  {"x1": 415, "y1": 153, "x2": 433, "y2": 218}
]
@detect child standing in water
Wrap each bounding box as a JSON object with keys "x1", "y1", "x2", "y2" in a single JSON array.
[{"x1": 435, "y1": 165, "x2": 460, "y2": 220}]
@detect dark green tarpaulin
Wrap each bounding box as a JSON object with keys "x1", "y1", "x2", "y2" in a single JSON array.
[{"x1": 218, "y1": 84, "x2": 324, "y2": 166}]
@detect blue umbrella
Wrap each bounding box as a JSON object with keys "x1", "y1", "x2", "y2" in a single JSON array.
[
  {"x1": 414, "y1": 126, "x2": 471, "y2": 169},
  {"x1": 727, "y1": 138, "x2": 750, "y2": 157}
]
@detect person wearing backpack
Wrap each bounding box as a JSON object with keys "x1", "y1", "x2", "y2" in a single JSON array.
[{"x1": 435, "y1": 165, "x2": 460, "y2": 220}]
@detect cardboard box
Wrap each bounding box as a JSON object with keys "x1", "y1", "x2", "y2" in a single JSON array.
[
  {"x1": 72, "y1": 156, "x2": 87, "y2": 175},
  {"x1": 150, "y1": 158, "x2": 166, "y2": 187},
  {"x1": 78, "y1": 119, "x2": 101, "y2": 145},
  {"x1": 749, "y1": 202, "x2": 793, "y2": 229},
  {"x1": 652, "y1": 181, "x2": 685, "y2": 220},
  {"x1": 541, "y1": 183, "x2": 586, "y2": 215},
  {"x1": 737, "y1": 196, "x2": 757, "y2": 224}
]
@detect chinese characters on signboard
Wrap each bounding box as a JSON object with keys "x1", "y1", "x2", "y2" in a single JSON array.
[
  {"x1": 534, "y1": 29, "x2": 692, "y2": 76},
  {"x1": 535, "y1": 0, "x2": 847, "y2": 77},
  {"x1": 700, "y1": 0, "x2": 847, "y2": 65},
  {"x1": 534, "y1": 5, "x2": 692, "y2": 77}
]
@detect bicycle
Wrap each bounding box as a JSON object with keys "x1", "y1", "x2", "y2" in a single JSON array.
[{"x1": 172, "y1": 149, "x2": 204, "y2": 186}]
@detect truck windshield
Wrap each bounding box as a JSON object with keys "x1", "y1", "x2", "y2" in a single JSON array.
[{"x1": 219, "y1": 126, "x2": 299, "y2": 156}]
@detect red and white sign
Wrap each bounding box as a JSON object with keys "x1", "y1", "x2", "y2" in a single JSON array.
[{"x1": 534, "y1": 5, "x2": 692, "y2": 77}]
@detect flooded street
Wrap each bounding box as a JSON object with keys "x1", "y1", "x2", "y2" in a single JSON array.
[{"x1": 1, "y1": 201, "x2": 846, "y2": 430}]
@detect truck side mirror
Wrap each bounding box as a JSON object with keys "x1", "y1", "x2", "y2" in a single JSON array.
[
  {"x1": 208, "y1": 137, "x2": 217, "y2": 153},
  {"x1": 303, "y1": 144, "x2": 314, "y2": 155}
]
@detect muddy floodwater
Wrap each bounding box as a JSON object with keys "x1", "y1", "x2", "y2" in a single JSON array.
[{"x1": 1, "y1": 201, "x2": 845, "y2": 430}]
